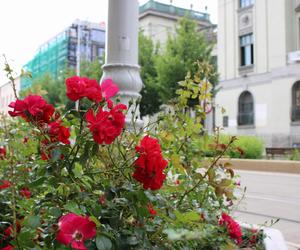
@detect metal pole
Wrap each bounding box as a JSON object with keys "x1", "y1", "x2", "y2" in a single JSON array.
[
  {"x1": 101, "y1": 0, "x2": 143, "y2": 126},
  {"x1": 75, "y1": 21, "x2": 81, "y2": 110}
]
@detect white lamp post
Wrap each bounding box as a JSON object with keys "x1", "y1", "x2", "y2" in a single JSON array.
[{"x1": 101, "y1": 0, "x2": 143, "y2": 125}]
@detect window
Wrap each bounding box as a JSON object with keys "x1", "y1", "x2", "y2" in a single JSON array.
[
  {"x1": 223, "y1": 116, "x2": 229, "y2": 127},
  {"x1": 240, "y1": 34, "x2": 254, "y2": 66},
  {"x1": 97, "y1": 47, "x2": 105, "y2": 57},
  {"x1": 240, "y1": 0, "x2": 254, "y2": 8},
  {"x1": 292, "y1": 82, "x2": 300, "y2": 121},
  {"x1": 69, "y1": 28, "x2": 77, "y2": 38},
  {"x1": 91, "y1": 29, "x2": 105, "y2": 43},
  {"x1": 238, "y1": 91, "x2": 254, "y2": 126}
]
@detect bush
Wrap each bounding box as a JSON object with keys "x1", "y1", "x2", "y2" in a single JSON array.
[
  {"x1": 0, "y1": 61, "x2": 265, "y2": 249},
  {"x1": 288, "y1": 149, "x2": 300, "y2": 161},
  {"x1": 204, "y1": 135, "x2": 264, "y2": 159},
  {"x1": 226, "y1": 135, "x2": 264, "y2": 159}
]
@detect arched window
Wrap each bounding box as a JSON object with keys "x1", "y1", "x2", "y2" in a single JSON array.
[
  {"x1": 291, "y1": 82, "x2": 300, "y2": 121},
  {"x1": 238, "y1": 91, "x2": 254, "y2": 126}
]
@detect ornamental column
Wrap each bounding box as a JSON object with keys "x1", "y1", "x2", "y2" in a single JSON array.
[{"x1": 101, "y1": 0, "x2": 143, "y2": 125}]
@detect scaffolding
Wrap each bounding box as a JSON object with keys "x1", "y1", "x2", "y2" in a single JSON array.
[
  {"x1": 21, "y1": 31, "x2": 69, "y2": 89},
  {"x1": 21, "y1": 20, "x2": 106, "y2": 90}
]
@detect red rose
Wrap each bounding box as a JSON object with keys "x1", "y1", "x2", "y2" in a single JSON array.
[
  {"x1": 99, "y1": 195, "x2": 106, "y2": 205},
  {"x1": 56, "y1": 213, "x2": 96, "y2": 250},
  {"x1": 86, "y1": 103, "x2": 127, "y2": 145},
  {"x1": 0, "y1": 147, "x2": 6, "y2": 159},
  {"x1": 219, "y1": 212, "x2": 242, "y2": 245},
  {"x1": 83, "y1": 78, "x2": 102, "y2": 102},
  {"x1": 147, "y1": 203, "x2": 157, "y2": 217},
  {"x1": 40, "y1": 140, "x2": 65, "y2": 161},
  {"x1": 100, "y1": 78, "x2": 119, "y2": 100},
  {"x1": 48, "y1": 121, "x2": 71, "y2": 145},
  {"x1": 40, "y1": 139, "x2": 52, "y2": 161},
  {"x1": 66, "y1": 76, "x2": 102, "y2": 102},
  {"x1": 65, "y1": 76, "x2": 87, "y2": 101},
  {"x1": 19, "y1": 187, "x2": 30, "y2": 199},
  {"x1": 0, "y1": 180, "x2": 11, "y2": 190},
  {"x1": 133, "y1": 135, "x2": 168, "y2": 190},
  {"x1": 8, "y1": 95, "x2": 54, "y2": 124},
  {"x1": 39, "y1": 121, "x2": 70, "y2": 161},
  {"x1": 1, "y1": 245, "x2": 14, "y2": 250},
  {"x1": 4, "y1": 221, "x2": 21, "y2": 237}
]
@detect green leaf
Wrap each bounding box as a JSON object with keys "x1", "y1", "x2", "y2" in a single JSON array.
[
  {"x1": 174, "y1": 211, "x2": 200, "y2": 223},
  {"x1": 96, "y1": 235, "x2": 112, "y2": 250},
  {"x1": 219, "y1": 179, "x2": 232, "y2": 187},
  {"x1": 28, "y1": 177, "x2": 46, "y2": 188},
  {"x1": 207, "y1": 168, "x2": 216, "y2": 182},
  {"x1": 57, "y1": 183, "x2": 70, "y2": 197},
  {"x1": 15, "y1": 231, "x2": 35, "y2": 247},
  {"x1": 61, "y1": 167, "x2": 69, "y2": 177},
  {"x1": 73, "y1": 163, "x2": 83, "y2": 178},
  {"x1": 127, "y1": 236, "x2": 138, "y2": 246},
  {"x1": 49, "y1": 207, "x2": 62, "y2": 217},
  {"x1": 64, "y1": 201, "x2": 82, "y2": 214},
  {"x1": 25, "y1": 215, "x2": 41, "y2": 228}
]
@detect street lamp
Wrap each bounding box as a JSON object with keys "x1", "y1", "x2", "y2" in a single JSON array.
[{"x1": 101, "y1": 0, "x2": 143, "y2": 125}]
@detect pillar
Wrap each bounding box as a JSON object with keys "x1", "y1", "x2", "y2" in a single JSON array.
[{"x1": 101, "y1": 0, "x2": 143, "y2": 125}]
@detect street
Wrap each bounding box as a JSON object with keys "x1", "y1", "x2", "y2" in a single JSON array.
[{"x1": 233, "y1": 170, "x2": 300, "y2": 249}]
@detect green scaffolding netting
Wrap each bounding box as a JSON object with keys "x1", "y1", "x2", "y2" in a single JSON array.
[{"x1": 21, "y1": 31, "x2": 69, "y2": 90}]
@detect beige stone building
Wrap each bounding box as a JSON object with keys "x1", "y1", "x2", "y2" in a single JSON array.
[
  {"x1": 216, "y1": 0, "x2": 300, "y2": 147},
  {"x1": 138, "y1": 0, "x2": 215, "y2": 48},
  {"x1": 0, "y1": 77, "x2": 20, "y2": 114}
]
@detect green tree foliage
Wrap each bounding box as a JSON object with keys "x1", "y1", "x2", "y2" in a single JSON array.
[
  {"x1": 155, "y1": 16, "x2": 217, "y2": 103},
  {"x1": 138, "y1": 32, "x2": 162, "y2": 117},
  {"x1": 80, "y1": 59, "x2": 103, "y2": 80},
  {"x1": 20, "y1": 59, "x2": 103, "y2": 109}
]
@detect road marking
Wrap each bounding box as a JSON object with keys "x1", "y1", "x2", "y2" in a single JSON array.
[
  {"x1": 286, "y1": 241, "x2": 300, "y2": 250},
  {"x1": 236, "y1": 210, "x2": 300, "y2": 224},
  {"x1": 235, "y1": 170, "x2": 300, "y2": 177},
  {"x1": 243, "y1": 194, "x2": 300, "y2": 205}
]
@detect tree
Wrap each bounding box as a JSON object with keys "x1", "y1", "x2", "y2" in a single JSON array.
[
  {"x1": 155, "y1": 16, "x2": 217, "y2": 103},
  {"x1": 138, "y1": 32, "x2": 162, "y2": 117},
  {"x1": 20, "y1": 59, "x2": 103, "y2": 109}
]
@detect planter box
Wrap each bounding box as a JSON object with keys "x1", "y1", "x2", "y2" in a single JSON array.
[
  {"x1": 241, "y1": 223, "x2": 288, "y2": 250},
  {"x1": 263, "y1": 227, "x2": 288, "y2": 250}
]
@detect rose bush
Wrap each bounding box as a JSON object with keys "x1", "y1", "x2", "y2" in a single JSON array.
[{"x1": 0, "y1": 61, "x2": 265, "y2": 249}]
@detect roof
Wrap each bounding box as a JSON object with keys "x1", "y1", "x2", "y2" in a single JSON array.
[{"x1": 139, "y1": 0, "x2": 210, "y2": 22}]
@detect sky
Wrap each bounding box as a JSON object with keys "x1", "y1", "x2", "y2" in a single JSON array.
[{"x1": 0, "y1": 0, "x2": 217, "y2": 83}]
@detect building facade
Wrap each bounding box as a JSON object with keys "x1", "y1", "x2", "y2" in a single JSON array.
[
  {"x1": 216, "y1": 0, "x2": 300, "y2": 147},
  {"x1": 139, "y1": 0, "x2": 216, "y2": 48},
  {"x1": 0, "y1": 77, "x2": 20, "y2": 114},
  {"x1": 21, "y1": 20, "x2": 105, "y2": 90}
]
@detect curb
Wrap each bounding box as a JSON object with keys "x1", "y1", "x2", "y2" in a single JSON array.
[
  {"x1": 286, "y1": 241, "x2": 300, "y2": 250},
  {"x1": 217, "y1": 158, "x2": 300, "y2": 174}
]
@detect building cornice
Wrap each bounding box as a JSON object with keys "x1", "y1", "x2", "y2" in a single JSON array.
[
  {"x1": 139, "y1": 10, "x2": 211, "y2": 27},
  {"x1": 220, "y1": 64, "x2": 300, "y2": 90}
]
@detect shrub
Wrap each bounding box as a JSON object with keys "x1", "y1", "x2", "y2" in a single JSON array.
[
  {"x1": 288, "y1": 149, "x2": 300, "y2": 161},
  {"x1": 203, "y1": 134, "x2": 264, "y2": 159},
  {"x1": 0, "y1": 61, "x2": 265, "y2": 249},
  {"x1": 225, "y1": 135, "x2": 264, "y2": 159}
]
